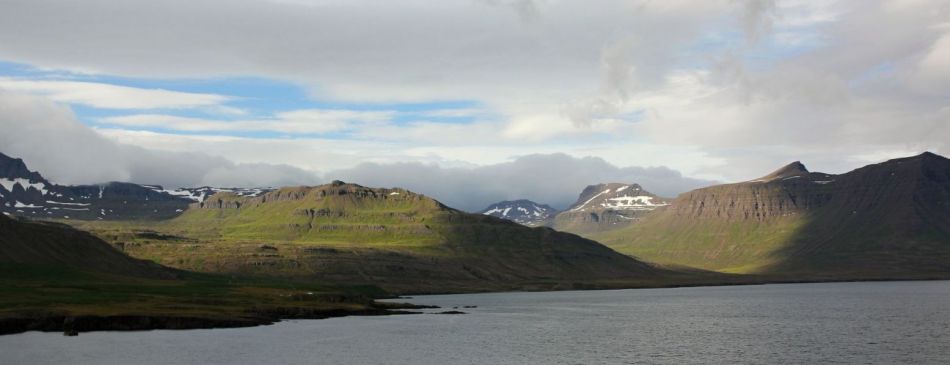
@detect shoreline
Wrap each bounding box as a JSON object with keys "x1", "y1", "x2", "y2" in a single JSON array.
[
  {"x1": 6, "y1": 276, "x2": 949, "y2": 337},
  {"x1": 0, "y1": 303, "x2": 433, "y2": 337}
]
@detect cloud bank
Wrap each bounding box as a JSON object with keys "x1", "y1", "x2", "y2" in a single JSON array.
[
  {"x1": 1, "y1": 0, "x2": 947, "y2": 189},
  {"x1": 331, "y1": 154, "x2": 715, "y2": 211},
  {"x1": 0, "y1": 92, "x2": 319, "y2": 188},
  {"x1": 0, "y1": 92, "x2": 711, "y2": 211}
]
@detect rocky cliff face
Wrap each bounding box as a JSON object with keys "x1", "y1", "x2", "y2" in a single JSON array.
[
  {"x1": 553, "y1": 183, "x2": 671, "y2": 235},
  {"x1": 666, "y1": 162, "x2": 837, "y2": 222},
  {"x1": 479, "y1": 199, "x2": 558, "y2": 227}
]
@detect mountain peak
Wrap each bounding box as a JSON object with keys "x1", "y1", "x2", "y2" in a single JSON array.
[
  {"x1": 0, "y1": 152, "x2": 44, "y2": 182},
  {"x1": 914, "y1": 151, "x2": 948, "y2": 162},
  {"x1": 480, "y1": 199, "x2": 558, "y2": 227},
  {"x1": 567, "y1": 182, "x2": 668, "y2": 212},
  {"x1": 756, "y1": 161, "x2": 809, "y2": 182}
]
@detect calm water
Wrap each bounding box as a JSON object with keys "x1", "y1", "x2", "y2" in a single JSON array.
[{"x1": 2, "y1": 281, "x2": 950, "y2": 364}]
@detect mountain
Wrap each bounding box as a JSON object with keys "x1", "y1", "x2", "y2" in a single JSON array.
[
  {"x1": 0, "y1": 152, "x2": 192, "y2": 220},
  {"x1": 78, "y1": 181, "x2": 664, "y2": 292},
  {"x1": 592, "y1": 152, "x2": 950, "y2": 279},
  {"x1": 552, "y1": 183, "x2": 671, "y2": 235},
  {"x1": 479, "y1": 199, "x2": 558, "y2": 226}
]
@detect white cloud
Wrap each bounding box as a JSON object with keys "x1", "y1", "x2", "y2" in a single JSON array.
[
  {"x1": 0, "y1": 91, "x2": 319, "y2": 188},
  {"x1": 330, "y1": 154, "x2": 717, "y2": 211},
  {"x1": 0, "y1": 0, "x2": 948, "y2": 183},
  {"x1": 100, "y1": 109, "x2": 395, "y2": 134},
  {"x1": 0, "y1": 78, "x2": 232, "y2": 109}
]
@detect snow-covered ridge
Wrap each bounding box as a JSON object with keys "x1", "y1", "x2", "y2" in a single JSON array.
[
  {"x1": 480, "y1": 199, "x2": 558, "y2": 226},
  {"x1": 569, "y1": 184, "x2": 669, "y2": 212},
  {"x1": 0, "y1": 178, "x2": 48, "y2": 195},
  {"x1": 569, "y1": 189, "x2": 611, "y2": 212},
  {"x1": 603, "y1": 195, "x2": 668, "y2": 211},
  {"x1": 146, "y1": 186, "x2": 274, "y2": 203}
]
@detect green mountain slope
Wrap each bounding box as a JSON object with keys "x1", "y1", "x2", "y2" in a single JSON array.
[
  {"x1": 0, "y1": 213, "x2": 424, "y2": 335},
  {"x1": 77, "y1": 181, "x2": 663, "y2": 292},
  {"x1": 592, "y1": 153, "x2": 950, "y2": 278}
]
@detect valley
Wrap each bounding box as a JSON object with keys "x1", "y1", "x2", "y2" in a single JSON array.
[{"x1": 3, "y1": 151, "x2": 950, "y2": 335}]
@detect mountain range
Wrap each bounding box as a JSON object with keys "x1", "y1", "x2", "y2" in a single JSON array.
[
  {"x1": 3, "y1": 150, "x2": 950, "y2": 295},
  {"x1": 0, "y1": 152, "x2": 192, "y2": 220},
  {"x1": 590, "y1": 152, "x2": 950, "y2": 279},
  {"x1": 67, "y1": 180, "x2": 668, "y2": 292}
]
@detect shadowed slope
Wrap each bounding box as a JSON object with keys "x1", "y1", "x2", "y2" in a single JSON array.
[
  {"x1": 593, "y1": 153, "x2": 950, "y2": 278},
  {"x1": 771, "y1": 152, "x2": 950, "y2": 276},
  {"x1": 0, "y1": 214, "x2": 174, "y2": 278}
]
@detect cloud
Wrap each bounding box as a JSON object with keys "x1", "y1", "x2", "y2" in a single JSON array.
[
  {"x1": 0, "y1": 78, "x2": 232, "y2": 109},
  {"x1": 100, "y1": 109, "x2": 396, "y2": 134},
  {"x1": 0, "y1": 0, "x2": 947, "y2": 184},
  {"x1": 740, "y1": 0, "x2": 777, "y2": 44},
  {"x1": 478, "y1": 0, "x2": 541, "y2": 22},
  {"x1": 330, "y1": 153, "x2": 716, "y2": 211},
  {"x1": 0, "y1": 91, "x2": 713, "y2": 211},
  {"x1": 0, "y1": 91, "x2": 319, "y2": 188}
]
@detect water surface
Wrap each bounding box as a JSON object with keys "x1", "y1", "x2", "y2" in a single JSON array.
[{"x1": 3, "y1": 281, "x2": 949, "y2": 364}]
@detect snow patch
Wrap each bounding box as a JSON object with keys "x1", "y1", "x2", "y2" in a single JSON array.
[
  {"x1": 45, "y1": 201, "x2": 91, "y2": 206},
  {"x1": 0, "y1": 178, "x2": 49, "y2": 195},
  {"x1": 14, "y1": 201, "x2": 43, "y2": 208},
  {"x1": 601, "y1": 196, "x2": 669, "y2": 211}
]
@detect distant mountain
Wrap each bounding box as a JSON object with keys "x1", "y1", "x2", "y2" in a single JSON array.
[
  {"x1": 95, "y1": 180, "x2": 662, "y2": 292},
  {"x1": 592, "y1": 152, "x2": 950, "y2": 279},
  {"x1": 0, "y1": 152, "x2": 194, "y2": 220},
  {"x1": 0, "y1": 152, "x2": 276, "y2": 221},
  {"x1": 479, "y1": 199, "x2": 558, "y2": 227},
  {"x1": 144, "y1": 185, "x2": 274, "y2": 203},
  {"x1": 553, "y1": 183, "x2": 671, "y2": 235}
]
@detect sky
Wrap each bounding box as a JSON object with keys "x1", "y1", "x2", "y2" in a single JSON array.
[{"x1": 0, "y1": 0, "x2": 948, "y2": 211}]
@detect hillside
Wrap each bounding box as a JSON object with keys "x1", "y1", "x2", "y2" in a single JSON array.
[
  {"x1": 76, "y1": 181, "x2": 664, "y2": 292},
  {"x1": 592, "y1": 153, "x2": 950, "y2": 279},
  {"x1": 0, "y1": 213, "x2": 427, "y2": 335},
  {"x1": 553, "y1": 183, "x2": 671, "y2": 235},
  {"x1": 0, "y1": 214, "x2": 173, "y2": 278}
]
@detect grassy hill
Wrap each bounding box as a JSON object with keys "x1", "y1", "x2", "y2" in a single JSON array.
[
  {"x1": 70, "y1": 181, "x2": 667, "y2": 293},
  {"x1": 0, "y1": 214, "x2": 425, "y2": 335},
  {"x1": 591, "y1": 153, "x2": 950, "y2": 279}
]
